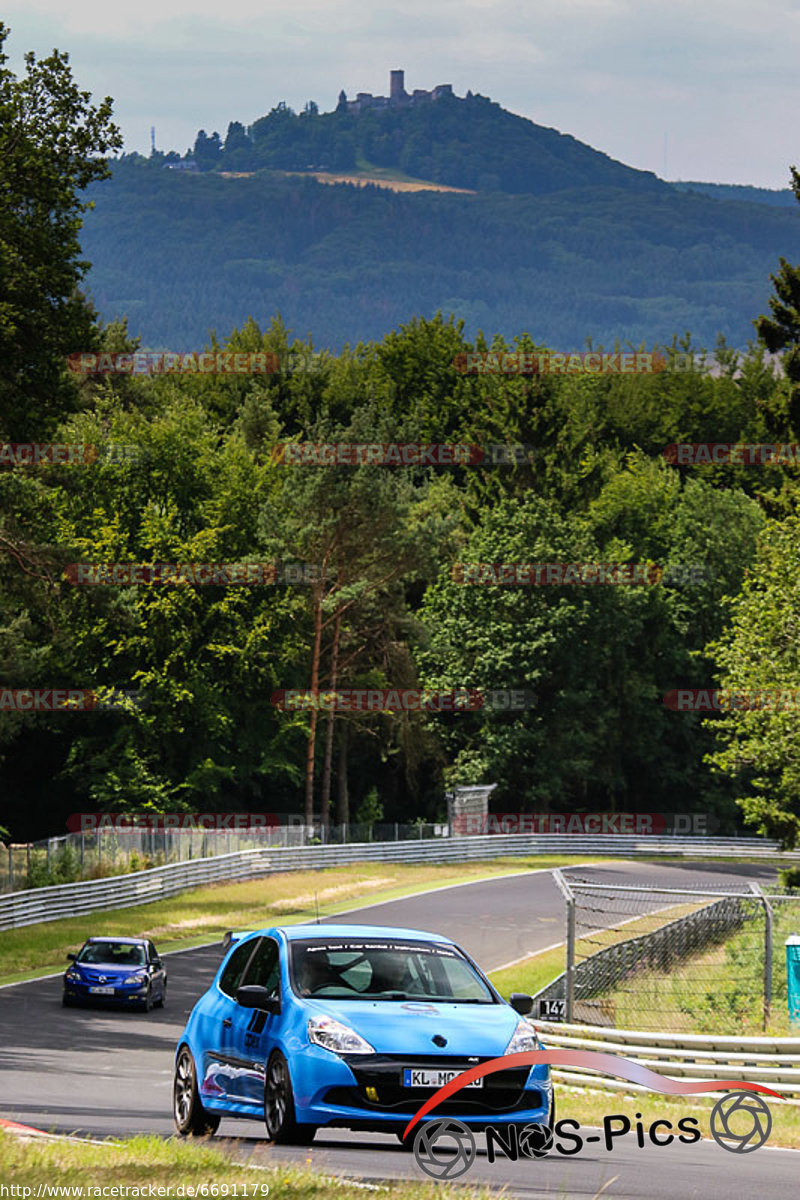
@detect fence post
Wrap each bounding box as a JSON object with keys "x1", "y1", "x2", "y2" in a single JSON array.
[
  {"x1": 7, "y1": 845, "x2": 12, "y2": 891},
  {"x1": 553, "y1": 869, "x2": 576, "y2": 1022},
  {"x1": 750, "y1": 883, "x2": 773, "y2": 1030}
]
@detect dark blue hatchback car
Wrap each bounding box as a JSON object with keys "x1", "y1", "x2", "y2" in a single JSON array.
[{"x1": 63, "y1": 936, "x2": 167, "y2": 1011}]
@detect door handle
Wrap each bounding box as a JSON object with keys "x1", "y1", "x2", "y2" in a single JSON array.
[{"x1": 222, "y1": 1018, "x2": 232, "y2": 1028}]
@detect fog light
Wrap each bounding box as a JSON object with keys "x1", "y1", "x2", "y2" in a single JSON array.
[{"x1": 365, "y1": 1086, "x2": 379, "y2": 1102}]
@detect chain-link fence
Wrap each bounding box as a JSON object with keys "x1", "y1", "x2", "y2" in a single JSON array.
[
  {"x1": 538, "y1": 870, "x2": 800, "y2": 1034},
  {"x1": 0, "y1": 821, "x2": 449, "y2": 893}
]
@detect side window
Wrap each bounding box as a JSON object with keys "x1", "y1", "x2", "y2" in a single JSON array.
[
  {"x1": 219, "y1": 939, "x2": 258, "y2": 998},
  {"x1": 148, "y1": 942, "x2": 159, "y2": 964},
  {"x1": 241, "y1": 937, "x2": 281, "y2": 996}
]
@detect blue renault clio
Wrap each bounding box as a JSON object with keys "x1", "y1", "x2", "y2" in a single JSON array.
[{"x1": 173, "y1": 923, "x2": 552, "y2": 1143}]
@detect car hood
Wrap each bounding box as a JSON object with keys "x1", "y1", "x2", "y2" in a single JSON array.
[
  {"x1": 71, "y1": 963, "x2": 143, "y2": 975},
  {"x1": 303, "y1": 998, "x2": 520, "y2": 1056}
]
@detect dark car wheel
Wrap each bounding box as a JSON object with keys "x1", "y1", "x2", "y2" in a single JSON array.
[
  {"x1": 155, "y1": 981, "x2": 167, "y2": 1008},
  {"x1": 264, "y1": 1051, "x2": 316, "y2": 1145},
  {"x1": 173, "y1": 1047, "x2": 221, "y2": 1137},
  {"x1": 62, "y1": 993, "x2": 76, "y2": 1008},
  {"x1": 140, "y1": 984, "x2": 153, "y2": 1012}
]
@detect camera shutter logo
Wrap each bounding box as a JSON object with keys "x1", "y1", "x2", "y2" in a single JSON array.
[
  {"x1": 517, "y1": 1122, "x2": 554, "y2": 1158},
  {"x1": 413, "y1": 1117, "x2": 476, "y2": 1179},
  {"x1": 710, "y1": 1092, "x2": 772, "y2": 1153}
]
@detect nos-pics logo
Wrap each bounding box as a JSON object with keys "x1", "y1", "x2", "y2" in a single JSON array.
[
  {"x1": 404, "y1": 1050, "x2": 778, "y2": 1181},
  {"x1": 413, "y1": 1092, "x2": 772, "y2": 1180}
]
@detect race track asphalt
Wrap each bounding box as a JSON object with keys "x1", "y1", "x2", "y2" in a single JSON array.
[{"x1": 1, "y1": 858, "x2": 796, "y2": 1198}]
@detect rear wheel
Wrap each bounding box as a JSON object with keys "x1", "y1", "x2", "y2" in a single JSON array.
[
  {"x1": 173, "y1": 1047, "x2": 220, "y2": 1137},
  {"x1": 264, "y1": 1051, "x2": 316, "y2": 1145}
]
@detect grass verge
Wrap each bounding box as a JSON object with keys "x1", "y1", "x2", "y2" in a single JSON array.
[
  {"x1": 0, "y1": 855, "x2": 614, "y2": 985},
  {"x1": 583, "y1": 900, "x2": 800, "y2": 1036},
  {"x1": 0, "y1": 1129, "x2": 500, "y2": 1198}
]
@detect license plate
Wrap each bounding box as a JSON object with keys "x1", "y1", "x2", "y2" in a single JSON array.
[
  {"x1": 402, "y1": 1069, "x2": 483, "y2": 1089},
  {"x1": 89, "y1": 986, "x2": 115, "y2": 994}
]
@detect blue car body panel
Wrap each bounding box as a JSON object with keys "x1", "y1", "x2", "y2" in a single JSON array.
[{"x1": 176, "y1": 923, "x2": 552, "y2": 1131}]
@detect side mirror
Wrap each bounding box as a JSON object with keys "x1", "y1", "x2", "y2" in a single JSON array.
[
  {"x1": 236, "y1": 985, "x2": 281, "y2": 1014},
  {"x1": 66, "y1": 952, "x2": 77, "y2": 961},
  {"x1": 510, "y1": 992, "x2": 534, "y2": 1015}
]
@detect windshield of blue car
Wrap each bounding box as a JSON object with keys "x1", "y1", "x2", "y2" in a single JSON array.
[
  {"x1": 289, "y1": 938, "x2": 496, "y2": 1002},
  {"x1": 76, "y1": 942, "x2": 147, "y2": 967}
]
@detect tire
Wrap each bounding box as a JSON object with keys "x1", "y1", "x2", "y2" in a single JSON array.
[
  {"x1": 173, "y1": 1046, "x2": 221, "y2": 1137},
  {"x1": 140, "y1": 985, "x2": 153, "y2": 1013},
  {"x1": 62, "y1": 993, "x2": 75, "y2": 1008},
  {"x1": 155, "y1": 981, "x2": 166, "y2": 1009},
  {"x1": 264, "y1": 1051, "x2": 316, "y2": 1145}
]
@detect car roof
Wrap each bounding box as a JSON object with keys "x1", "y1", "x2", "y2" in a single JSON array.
[
  {"x1": 280, "y1": 924, "x2": 455, "y2": 943},
  {"x1": 85, "y1": 936, "x2": 147, "y2": 944}
]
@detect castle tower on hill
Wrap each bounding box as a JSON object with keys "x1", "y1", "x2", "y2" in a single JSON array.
[
  {"x1": 390, "y1": 70, "x2": 407, "y2": 101},
  {"x1": 341, "y1": 70, "x2": 454, "y2": 114}
]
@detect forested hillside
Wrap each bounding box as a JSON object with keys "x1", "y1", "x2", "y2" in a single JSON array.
[
  {"x1": 80, "y1": 158, "x2": 800, "y2": 350},
  {"x1": 3, "y1": 30, "x2": 800, "y2": 851}
]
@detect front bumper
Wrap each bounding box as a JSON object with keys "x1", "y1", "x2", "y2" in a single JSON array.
[
  {"x1": 63, "y1": 981, "x2": 149, "y2": 1003},
  {"x1": 293, "y1": 1050, "x2": 552, "y2": 1130}
]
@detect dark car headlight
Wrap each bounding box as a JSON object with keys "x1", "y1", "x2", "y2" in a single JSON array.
[
  {"x1": 65, "y1": 969, "x2": 81, "y2": 983},
  {"x1": 123, "y1": 972, "x2": 148, "y2": 986}
]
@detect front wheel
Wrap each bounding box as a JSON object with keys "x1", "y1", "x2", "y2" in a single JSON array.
[
  {"x1": 155, "y1": 981, "x2": 166, "y2": 1008},
  {"x1": 174, "y1": 1047, "x2": 220, "y2": 1136},
  {"x1": 264, "y1": 1051, "x2": 316, "y2": 1145}
]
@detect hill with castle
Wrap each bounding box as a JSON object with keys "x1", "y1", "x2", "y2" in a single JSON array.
[
  {"x1": 171, "y1": 69, "x2": 668, "y2": 196},
  {"x1": 82, "y1": 72, "x2": 800, "y2": 353}
]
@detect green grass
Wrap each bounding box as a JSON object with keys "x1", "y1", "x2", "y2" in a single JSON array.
[
  {"x1": 0, "y1": 1129, "x2": 502, "y2": 1198},
  {"x1": 588, "y1": 900, "x2": 800, "y2": 1035},
  {"x1": 0, "y1": 855, "x2": 618, "y2": 985},
  {"x1": 488, "y1": 902, "x2": 701, "y2": 1001}
]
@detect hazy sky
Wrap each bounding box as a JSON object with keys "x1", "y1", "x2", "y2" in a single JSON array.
[{"x1": 4, "y1": 0, "x2": 799, "y2": 188}]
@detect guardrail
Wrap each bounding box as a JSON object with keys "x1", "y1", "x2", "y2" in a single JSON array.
[
  {"x1": 1, "y1": 833, "x2": 799, "y2": 931},
  {"x1": 0, "y1": 849, "x2": 273, "y2": 931},
  {"x1": 536, "y1": 1020, "x2": 800, "y2": 1102}
]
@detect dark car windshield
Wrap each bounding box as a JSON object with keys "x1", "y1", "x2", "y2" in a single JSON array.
[
  {"x1": 77, "y1": 942, "x2": 146, "y2": 967},
  {"x1": 289, "y1": 938, "x2": 495, "y2": 1003}
]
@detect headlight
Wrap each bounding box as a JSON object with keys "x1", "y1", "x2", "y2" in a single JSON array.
[
  {"x1": 65, "y1": 969, "x2": 81, "y2": 982},
  {"x1": 505, "y1": 1018, "x2": 541, "y2": 1054},
  {"x1": 123, "y1": 972, "x2": 148, "y2": 985},
  {"x1": 307, "y1": 1015, "x2": 375, "y2": 1055}
]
